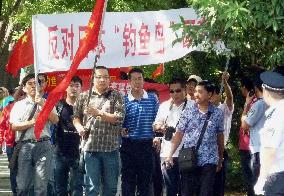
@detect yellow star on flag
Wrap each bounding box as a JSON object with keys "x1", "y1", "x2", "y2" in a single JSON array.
[
  {"x1": 21, "y1": 35, "x2": 28, "y2": 44},
  {"x1": 82, "y1": 32, "x2": 88, "y2": 40},
  {"x1": 88, "y1": 22, "x2": 94, "y2": 29}
]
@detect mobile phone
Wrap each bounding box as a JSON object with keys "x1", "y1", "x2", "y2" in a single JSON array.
[{"x1": 249, "y1": 90, "x2": 255, "y2": 97}]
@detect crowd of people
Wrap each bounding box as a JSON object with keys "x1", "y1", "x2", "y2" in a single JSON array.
[{"x1": 0, "y1": 65, "x2": 283, "y2": 196}]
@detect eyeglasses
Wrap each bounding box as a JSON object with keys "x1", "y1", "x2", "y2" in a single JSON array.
[
  {"x1": 95, "y1": 76, "x2": 110, "y2": 80},
  {"x1": 169, "y1": 89, "x2": 182, "y2": 93}
]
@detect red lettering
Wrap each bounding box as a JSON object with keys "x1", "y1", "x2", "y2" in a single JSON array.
[
  {"x1": 138, "y1": 23, "x2": 151, "y2": 55},
  {"x1": 155, "y1": 22, "x2": 165, "y2": 54},
  {"x1": 48, "y1": 25, "x2": 59, "y2": 59},
  {"x1": 61, "y1": 24, "x2": 74, "y2": 60},
  {"x1": 123, "y1": 24, "x2": 136, "y2": 57}
]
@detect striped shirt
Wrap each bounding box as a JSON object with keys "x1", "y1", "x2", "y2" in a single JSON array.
[
  {"x1": 73, "y1": 89, "x2": 125, "y2": 152},
  {"x1": 123, "y1": 90, "x2": 159, "y2": 139}
]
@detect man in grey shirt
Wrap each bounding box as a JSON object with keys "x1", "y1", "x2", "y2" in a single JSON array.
[{"x1": 10, "y1": 73, "x2": 59, "y2": 196}]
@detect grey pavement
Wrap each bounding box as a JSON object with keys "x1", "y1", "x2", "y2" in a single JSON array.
[{"x1": 0, "y1": 153, "x2": 12, "y2": 196}]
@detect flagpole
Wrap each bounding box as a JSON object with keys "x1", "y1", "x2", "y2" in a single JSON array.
[
  {"x1": 85, "y1": 0, "x2": 108, "y2": 107},
  {"x1": 219, "y1": 56, "x2": 229, "y2": 96},
  {"x1": 32, "y1": 16, "x2": 40, "y2": 94}
]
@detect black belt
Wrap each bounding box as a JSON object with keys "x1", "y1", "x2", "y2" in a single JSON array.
[{"x1": 22, "y1": 137, "x2": 50, "y2": 144}]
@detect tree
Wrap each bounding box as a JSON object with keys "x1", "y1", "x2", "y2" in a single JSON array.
[{"x1": 174, "y1": 0, "x2": 284, "y2": 68}]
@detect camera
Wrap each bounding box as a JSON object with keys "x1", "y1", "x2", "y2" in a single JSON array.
[{"x1": 164, "y1": 126, "x2": 176, "y2": 141}]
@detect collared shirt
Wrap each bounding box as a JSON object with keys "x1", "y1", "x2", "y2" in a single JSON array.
[
  {"x1": 73, "y1": 88, "x2": 125, "y2": 152},
  {"x1": 154, "y1": 99, "x2": 189, "y2": 157},
  {"x1": 177, "y1": 103, "x2": 224, "y2": 166},
  {"x1": 123, "y1": 90, "x2": 159, "y2": 139},
  {"x1": 9, "y1": 96, "x2": 56, "y2": 141},
  {"x1": 239, "y1": 96, "x2": 258, "y2": 150},
  {"x1": 245, "y1": 98, "x2": 267, "y2": 153},
  {"x1": 260, "y1": 99, "x2": 284, "y2": 174},
  {"x1": 218, "y1": 103, "x2": 234, "y2": 145}
]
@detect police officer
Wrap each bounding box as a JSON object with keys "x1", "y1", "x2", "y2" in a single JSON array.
[{"x1": 254, "y1": 68, "x2": 284, "y2": 195}]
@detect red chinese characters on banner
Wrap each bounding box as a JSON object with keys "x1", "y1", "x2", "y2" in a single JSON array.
[
  {"x1": 48, "y1": 24, "x2": 106, "y2": 60},
  {"x1": 155, "y1": 22, "x2": 165, "y2": 54},
  {"x1": 123, "y1": 23, "x2": 136, "y2": 57},
  {"x1": 48, "y1": 25, "x2": 59, "y2": 59},
  {"x1": 61, "y1": 25, "x2": 74, "y2": 60},
  {"x1": 138, "y1": 23, "x2": 151, "y2": 55}
]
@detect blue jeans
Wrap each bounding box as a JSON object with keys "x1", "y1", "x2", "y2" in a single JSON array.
[
  {"x1": 16, "y1": 140, "x2": 52, "y2": 196},
  {"x1": 54, "y1": 152, "x2": 84, "y2": 196},
  {"x1": 161, "y1": 157, "x2": 181, "y2": 196},
  {"x1": 240, "y1": 150, "x2": 254, "y2": 196},
  {"x1": 6, "y1": 146, "x2": 17, "y2": 195},
  {"x1": 120, "y1": 139, "x2": 154, "y2": 196},
  {"x1": 84, "y1": 150, "x2": 119, "y2": 196}
]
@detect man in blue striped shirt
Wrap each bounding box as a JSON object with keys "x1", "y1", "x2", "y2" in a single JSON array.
[{"x1": 121, "y1": 68, "x2": 159, "y2": 196}]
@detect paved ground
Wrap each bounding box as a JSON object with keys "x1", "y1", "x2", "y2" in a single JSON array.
[
  {"x1": 0, "y1": 154, "x2": 12, "y2": 196},
  {"x1": 0, "y1": 153, "x2": 245, "y2": 196}
]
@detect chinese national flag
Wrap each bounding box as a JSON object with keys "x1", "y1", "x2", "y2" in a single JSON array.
[
  {"x1": 152, "y1": 63, "x2": 164, "y2": 79},
  {"x1": 34, "y1": 0, "x2": 107, "y2": 140},
  {"x1": 6, "y1": 29, "x2": 34, "y2": 77}
]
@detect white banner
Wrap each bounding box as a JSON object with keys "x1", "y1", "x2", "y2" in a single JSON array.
[{"x1": 32, "y1": 8, "x2": 203, "y2": 73}]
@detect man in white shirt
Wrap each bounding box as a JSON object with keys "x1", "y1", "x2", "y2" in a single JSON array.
[
  {"x1": 211, "y1": 71, "x2": 234, "y2": 196},
  {"x1": 153, "y1": 78, "x2": 188, "y2": 196},
  {"x1": 254, "y1": 68, "x2": 284, "y2": 195}
]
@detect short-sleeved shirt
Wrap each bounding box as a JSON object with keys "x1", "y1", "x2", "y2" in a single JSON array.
[
  {"x1": 56, "y1": 100, "x2": 80, "y2": 158},
  {"x1": 73, "y1": 88, "x2": 125, "y2": 152},
  {"x1": 9, "y1": 96, "x2": 56, "y2": 141},
  {"x1": 245, "y1": 98, "x2": 267, "y2": 153},
  {"x1": 154, "y1": 99, "x2": 188, "y2": 157},
  {"x1": 239, "y1": 96, "x2": 258, "y2": 150},
  {"x1": 218, "y1": 103, "x2": 234, "y2": 145},
  {"x1": 260, "y1": 99, "x2": 284, "y2": 174},
  {"x1": 123, "y1": 90, "x2": 159, "y2": 139},
  {"x1": 177, "y1": 103, "x2": 224, "y2": 166}
]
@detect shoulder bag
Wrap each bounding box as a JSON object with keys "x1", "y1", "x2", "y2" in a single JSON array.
[{"x1": 178, "y1": 111, "x2": 211, "y2": 173}]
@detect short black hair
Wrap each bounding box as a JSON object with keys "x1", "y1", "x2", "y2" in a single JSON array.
[
  {"x1": 95, "y1": 66, "x2": 109, "y2": 74},
  {"x1": 169, "y1": 78, "x2": 186, "y2": 89},
  {"x1": 197, "y1": 80, "x2": 215, "y2": 93},
  {"x1": 22, "y1": 73, "x2": 35, "y2": 86},
  {"x1": 38, "y1": 73, "x2": 47, "y2": 81},
  {"x1": 128, "y1": 68, "x2": 144, "y2": 79},
  {"x1": 273, "y1": 65, "x2": 284, "y2": 75},
  {"x1": 253, "y1": 74, "x2": 263, "y2": 92},
  {"x1": 213, "y1": 84, "x2": 221, "y2": 94},
  {"x1": 71, "y1": 76, "x2": 83, "y2": 86},
  {"x1": 240, "y1": 77, "x2": 254, "y2": 91}
]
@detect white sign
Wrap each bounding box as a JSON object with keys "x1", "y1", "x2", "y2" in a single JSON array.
[{"x1": 32, "y1": 8, "x2": 203, "y2": 73}]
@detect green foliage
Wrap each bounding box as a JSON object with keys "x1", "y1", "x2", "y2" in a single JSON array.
[{"x1": 177, "y1": 0, "x2": 284, "y2": 67}]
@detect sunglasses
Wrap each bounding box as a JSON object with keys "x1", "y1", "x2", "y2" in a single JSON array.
[{"x1": 169, "y1": 89, "x2": 182, "y2": 93}]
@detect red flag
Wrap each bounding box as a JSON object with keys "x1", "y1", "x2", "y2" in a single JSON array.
[
  {"x1": 6, "y1": 29, "x2": 34, "y2": 77},
  {"x1": 34, "y1": 0, "x2": 107, "y2": 140},
  {"x1": 152, "y1": 63, "x2": 164, "y2": 79}
]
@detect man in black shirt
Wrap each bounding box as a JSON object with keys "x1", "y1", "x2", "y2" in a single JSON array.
[{"x1": 54, "y1": 76, "x2": 84, "y2": 196}]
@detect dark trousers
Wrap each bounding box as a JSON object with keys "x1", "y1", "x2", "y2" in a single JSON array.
[
  {"x1": 180, "y1": 163, "x2": 217, "y2": 196},
  {"x1": 251, "y1": 152, "x2": 260, "y2": 188},
  {"x1": 6, "y1": 146, "x2": 17, "y2": 195},
  {"x1": 120, "y1": 138, "x2": 154, "y2": 196},
  {"x1": 161, "y1": 157, "x2": 181, "y2": 196},
  {"x1": 54, "y1": 152, "x2": 84, "y2": 196},
  {"x1": 240, "y1": 150, "x2": 255, "y2": 196},
  {"x1": 213, "y1": 150, "x2": 229, "y2": 196},
  {"x1": 153, "y1": 151, "x2": 163, "y2": 196},
  {"x1": 264, "y1": 171, "x2": 284, "y2": 196}
]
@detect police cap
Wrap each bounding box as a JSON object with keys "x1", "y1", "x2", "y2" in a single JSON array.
[{"x1": 260, "y1": 71, "x2": 284, "y2": 92}]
